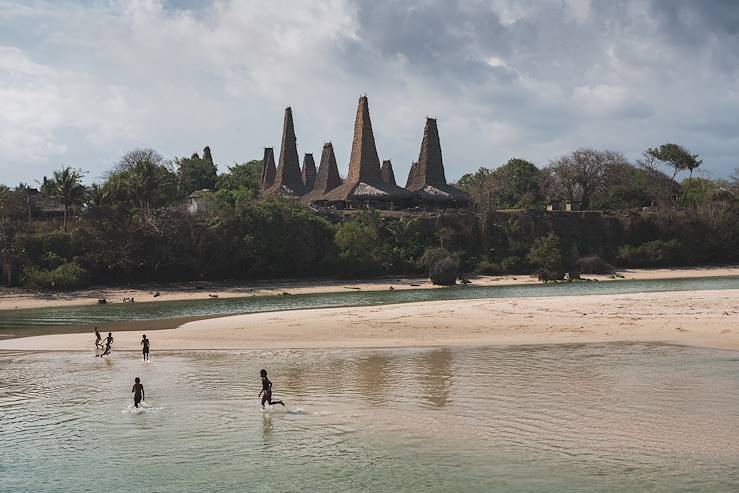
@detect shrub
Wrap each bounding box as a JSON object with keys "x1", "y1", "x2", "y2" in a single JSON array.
[
  {"x1": 575, "y1": 256, "x2": 614, "y2": 274},
  {"x1": 24, "y1": 262, "x2": 90, "y2": 290},
  {"x1": 500, "y1": 256, "x2": 526, "y2": 274},
  {"x1": 418, "y1": 247, "x2": 452, "y2": 271},
  {"x1": 335, "y1": 220, "x2": 385, "y2": 277},
  {"x1": 429, "y1": 256, "x2": 460, "y2": 285},
  {"x1": 527, "y1": 233, "x2": 566, "y2": 273},
  {"x1": 616, "y1": 239, "x2": 686, "y2": 268},
  {"x1": 476, "y1": 258, "x2": 502, "y2": 275}
]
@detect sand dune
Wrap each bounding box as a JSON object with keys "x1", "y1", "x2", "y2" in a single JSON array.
[{"x1": 2, "y1": 288, "x2": 738, "y2": 352}]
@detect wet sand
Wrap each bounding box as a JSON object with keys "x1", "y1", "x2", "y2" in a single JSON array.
[
  {"x1": 2, "y1": 288, "x2": 737, "y2": 352},
  {"x1": 1, "y1": 265, "x2": 739, "y2": 311}
]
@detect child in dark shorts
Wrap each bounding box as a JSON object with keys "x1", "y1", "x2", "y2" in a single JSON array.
[
  {"x1": 259, "y1": 369, "x2": 284, "y2": 409},
  {"x1": 132, "y1": 377, "x2": 145, "y2": 408}
]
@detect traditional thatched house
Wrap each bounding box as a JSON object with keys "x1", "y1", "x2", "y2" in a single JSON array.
[
  {"x1": 381, "y1": 160, "x2": 397, "y2": 186},
  {"x1": 301, "y1": 143, "x2": 343, "y2": 205},
  {"x1": 405, "y1": 118, "x2": 468, "y2": 207},
  {"x1": 405, "y1": 161, "x2": 418, "y2": 188},
  {"x1": 260, "y1": 147, "x2": 276, "y2": 190},
  {"x1": 203, "y1": 146, "x2": 214, "y2": 165},
  {"x1": 264, "y1": 107, "x2": 308, "y2": 198},
  {"x1": 320, "y1": 96, "x2": 412, "y2": 209},
  {"x1": 301, "y1": 153, "x2": 317, "y2": 190}
]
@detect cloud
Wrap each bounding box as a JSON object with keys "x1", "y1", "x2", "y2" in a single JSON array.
[{"x1": 0, "y1": 0, "x2": 737, "y2": 186}]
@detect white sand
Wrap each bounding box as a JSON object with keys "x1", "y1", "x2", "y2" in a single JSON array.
[
  {"x1": 2, "y1": 288, "x2": 738, "y2": 352},
  {"x1": 1, "y1": 265, "x2": 739, "y2": 310}
]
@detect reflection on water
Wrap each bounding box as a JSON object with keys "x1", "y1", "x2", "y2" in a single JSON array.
[
  {"x1": 2, "y1": 276, "x2": 739, "y2": 338},
  {"x1": 2, "y1": 344, "x2": 739, "y2": 492},
  {"x1": 418, "y1": 349, "x2": 453, "y2": 408}
]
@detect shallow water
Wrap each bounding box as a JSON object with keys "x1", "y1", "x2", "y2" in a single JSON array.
[
  {"x1": 2, "y1": 344, "x2": 738, "y2": 492},
  {"x1": 2, "y1": 276, "x2": 739, "y2": 338}
]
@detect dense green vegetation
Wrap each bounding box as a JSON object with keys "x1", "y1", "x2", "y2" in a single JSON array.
[{"x1": 0, "y1": 144, "x2": 737, "y2": 289}]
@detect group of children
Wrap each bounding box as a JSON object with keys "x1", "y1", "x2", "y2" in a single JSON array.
[{"x1": 93, "y1": 327, "x2": 285, "y2": 409}]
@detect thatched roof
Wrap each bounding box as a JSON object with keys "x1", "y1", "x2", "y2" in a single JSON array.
[
  {"x1": 300, "y1": 143, "x2": 343, "y2": 205},
  {"x1": 406, "y1": 118, "x2": 468, "y2": 203},
  {"x1": 264, "y1": 107, "x2": 308, "y2": 197},
  {"x1": 405, "y1": 161, "x2": 418, "y2": 188},
  {"x1": 260, "y1": 147, "x2": 276, "y2": 190},
  {"x1": 191, "y1": 152, "x2": 200, "y2": 160},
  {"x1": 381, "y1": 160, "x2": 397, "y2": 186},
  {"x1": 203, "y1": 146, "x2": 213, "y2": 165},
  {"x1": 301, "y1": 153, "x2": 317, "y2": 190},
  {"x1": 322, "y1": 96, "x2": 411, "y2": 203}
]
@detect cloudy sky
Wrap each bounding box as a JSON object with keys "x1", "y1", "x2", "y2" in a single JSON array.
[{"x1": 1, "y1": 0, "x2": 737, "y2": 185}]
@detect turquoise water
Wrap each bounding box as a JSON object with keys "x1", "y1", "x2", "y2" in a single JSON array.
[
  {"x1": 2, "y1": 276, "x2": 739, "y2": 338},
  {"x1": 1, "y1": 343, "x2": 738, "y2": 492}
]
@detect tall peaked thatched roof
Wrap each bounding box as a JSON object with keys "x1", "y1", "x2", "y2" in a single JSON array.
[
  {"x1": 301, "y1": 143, "x2": 343, "y2": 205},
  {"x1": 405, "y1": 161, "x2": 418, "y2": 188},
  {"x1": 322, "y1": 96, "x2": 411, "y2": 204},
  {"x1": 381, "y1": 160, "x2": 397, "y2": 186},
  {"x1": 203, "y1": 146, "x2": 214, "y2": 165},
  {"x1": 301, "y1": 153, "x2": 317, "y2": 189},
  {"x1": 406, "y1": 118, "x2": 468, "y2": 204},
  {"x1": 264, "y1": 107, "x2": 308, "y2": 197},
  {"x1": 260, "y1": 147, "x2": 276, "y2": 190}
]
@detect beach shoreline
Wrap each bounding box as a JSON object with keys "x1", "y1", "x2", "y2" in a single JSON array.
[
  {"x1": 2, "y1": 287, "x2": 737, "y2": 352},
  {"x1": 2, "y1": 265, "x2": 739, "y2": 312}
]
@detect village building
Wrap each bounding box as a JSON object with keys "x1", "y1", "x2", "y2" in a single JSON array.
[
  {"x1": 300, "y1": 143, "x2": 343, "y2": 206},
  {"x1": 301, "y1": 153, "x2": 317, "y2": 190},
  {"x1": 318, "y1": 96, "x2": 412, "y2": 209},
  {"x1": 405, "y1": 118, "x2": 469, "y2": 207},
  {"x1": 381, "y1": 160, "x2": 397, "y2": 186},
  {"x1": 260, "y1": 147, "x2": 276, "y2": 190},
  {"x1": 263, "y1": 107, "x2": 308, "y2": 198}
]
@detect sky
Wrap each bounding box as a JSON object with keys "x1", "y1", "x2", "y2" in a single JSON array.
[{"x1": 0, "y1": 0, "x2": 737, "y2": 186}]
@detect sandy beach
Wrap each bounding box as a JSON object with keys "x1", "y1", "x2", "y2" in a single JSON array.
[
  {"x1": 1, "y1": 265, "x2": 739, "y2": 311},
  {"x1": 2, "y1": 287, "x2": 737, "y2": 352}
]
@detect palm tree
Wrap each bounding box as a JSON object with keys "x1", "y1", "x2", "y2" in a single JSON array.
[{"x1": 50, "y1": 166, "x2": 86, "y2": 231}]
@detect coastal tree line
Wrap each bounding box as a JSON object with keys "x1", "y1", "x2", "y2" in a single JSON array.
[{"x1": 0, "y1": 143, "x2": 737, "y2": 289}]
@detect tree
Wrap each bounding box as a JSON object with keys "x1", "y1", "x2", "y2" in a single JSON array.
[
  {"x1": 528, "y1": 233, "x2": 565, "y2": 273},
  {"x1": 335, "y1": 219, "x2": 385, "y2": 276},
  {"x1": 216, "y1": 160, "x2": 263, "y2": 192},
  {"x1": 49, "y1": 166, "x2": 86, "y2": 231},
  {"x1": 458, "y1": 159, "x2": 543, "y2": 210},
  {"x1": 108, "y1": 149, "x2": 177, "y2": 221},
  {"x1": 458, "y1": 167, "x2": 496, "y2": 211},
  {"x1": 547, "y1": 148, "x2": 628, "y2": 210},
  {"x1": 646, "y1": 144, "x2": 702, "y2": 180},
  {"x1": 176, "y1": 156, "x2": 218, "y2": 196}
]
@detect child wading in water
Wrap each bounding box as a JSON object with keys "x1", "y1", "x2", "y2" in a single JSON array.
[
  {"x1": 97, "y1": 332, "x2": 114, "y2": 357},
  {"x1": 94, "y1": 327, "x2": 102, "y2": 350},
  {"x1": 132, "y1": 377, "x2": 145, "y2": 408},
  {"x1": 259, "y1": 369, "x2": 285, "y2": 409},
  {"x1": 141, "y1": 335, "x2": 150, "y2": 361}
]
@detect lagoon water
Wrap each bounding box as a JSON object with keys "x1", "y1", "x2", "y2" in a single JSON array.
[
  {"x1": 2, "y1": 276, "x2": 739, "y2": 338},
  {"x1": 2, "y1": 343, "x2": 739, "y2": 492}
]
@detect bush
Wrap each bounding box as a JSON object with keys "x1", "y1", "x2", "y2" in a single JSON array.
[
  {"x1": 527, "y1": 233, "x2": 566, "y2": 273},
  {"x1": 335, "y1": 220, "x2": 385, "y2": 277},
  {"x1": 616, "y1": 239, "x2": 686, "y2": 268},
  {"x1": 24, "y1": 262, "x2": 90, "y2": 290},
  {"x1": 500, "y1": 256, "x2": 526, "y2": 274},
  {"x1": 476, "y1": 258, "x2": 502, "y2": 275},
  {"x1": 429, "y1": 256, "x2": 460, "y2": 285},
  {"x1": 575, "y1": 256, "x2": 614, "y2": 274},
  {"x1": 418, "y1": 247, "x2": 452, "y2": 271}
]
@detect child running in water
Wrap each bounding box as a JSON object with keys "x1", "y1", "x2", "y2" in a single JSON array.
[
  {"x1": 94, "y1": 327, "x2": 102, "y2": 350},
  {"x1": 132, "y1": 377, "x2": 145, "y2": 408},
  {"x1": 97, "y1": 332, "x2": 114, "y2": 357},
  {"x1": 259, "y1": 369, "x2": 285, "y2": 408},
  {"x1": 141, "y1": 334, "x2": 150, "y2": 361}
]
